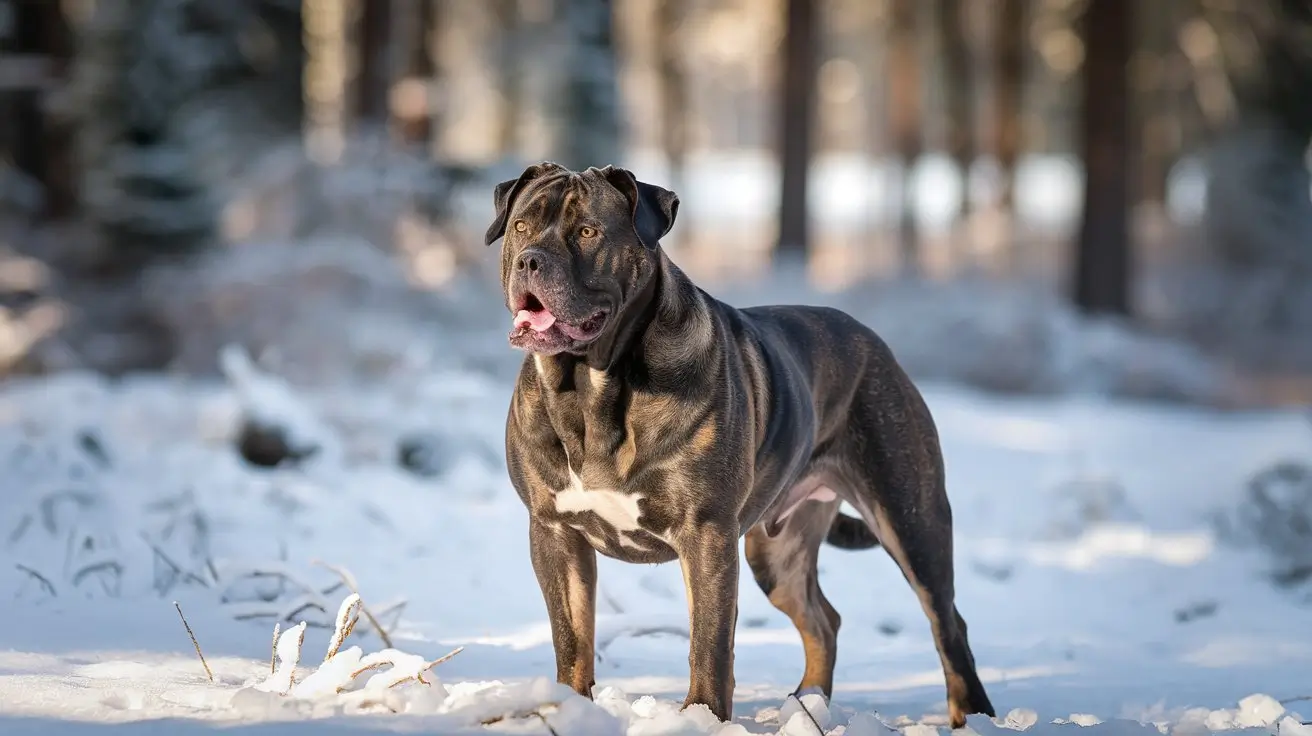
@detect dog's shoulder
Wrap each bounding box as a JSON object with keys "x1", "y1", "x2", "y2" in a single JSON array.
[
  {"x1": 507, "y1": 355, "x2": 561, "y2": 436},
  {"x1": 741, "y1": 302, "x2": 883, "y2": 350},
  {"x1": 739, "y1": 303, "x2": 868, "y2": 337}
]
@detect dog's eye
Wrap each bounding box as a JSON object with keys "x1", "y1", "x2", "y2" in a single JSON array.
[
  {"x1": 513, "y1": 220, "x2": 528, "y2": 233},
  {"x1": 579, "y1": 226, "x2": 597, "y2": 238}
]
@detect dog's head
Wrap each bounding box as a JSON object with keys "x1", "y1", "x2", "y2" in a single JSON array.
[{"x1": 484, "y1": 162, "x2": 680, "y2": 357}]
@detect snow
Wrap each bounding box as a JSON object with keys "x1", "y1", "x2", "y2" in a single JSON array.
[
  {"x1": 2, "y1": 274, "x2": 1312, "y2": 734},
  {"x1": 255, "y1": 621, "x2": 306, "y2": 695},
  {"x1": 778, "y1": 692, "x2": 831, "y2": 734}
]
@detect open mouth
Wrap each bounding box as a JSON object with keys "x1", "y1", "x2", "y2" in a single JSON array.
[{"x1": 510, "y1": 293, "x2": 608, "y2": 350}]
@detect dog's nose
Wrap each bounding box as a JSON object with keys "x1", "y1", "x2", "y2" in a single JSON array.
[{"x1": 514, "y1": 248, "x2": 549, "y2": 274}]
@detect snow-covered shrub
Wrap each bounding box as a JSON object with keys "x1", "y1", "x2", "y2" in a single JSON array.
[
  {"x1": 831, "y1": 278, "x2": 1240, "y2": 406},
  {"x1": 1220, "y1": 460, "x2": 1312, "y2": 589}
]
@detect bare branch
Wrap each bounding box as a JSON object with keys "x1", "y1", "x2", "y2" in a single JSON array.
[
  {"x1": 14, "y1": 564, "x2": 56, "y2": 597},
  {"x1": 311, "y1": 559, "x2": 394, "y2": 648},
  {"x1": 786, "y1": 692, "x2": 825, "y2": 735},
  {"x1": 270, "y1": 623, "x2": 280, "y2": 674},
  {"x1": 481, "y1": 704, "x2": 563, "y2": 736},
  {"x1": 324, "y1": 594, "x2": 362, "y2": 663},
  {"x1": 173, "y1": 601, "x2": 214, "y2": 682}
]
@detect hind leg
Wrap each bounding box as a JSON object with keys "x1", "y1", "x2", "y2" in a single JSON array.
[
  {"x1": 745, "y1": 501, "x2": 842, "y2": 698},
  {"x1": 839, "y1": 369, "x2": 996, "y2": 727},
  {"x1": 860, "y1": 498, "x2": 994, "y2": 728}
]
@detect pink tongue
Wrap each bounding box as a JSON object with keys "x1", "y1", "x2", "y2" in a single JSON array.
[{"x1": 514, "y1": 309, "x2": 557, "y2": 332}]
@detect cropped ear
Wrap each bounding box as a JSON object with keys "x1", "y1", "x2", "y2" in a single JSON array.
[
  {"x1": 600, "y1": 166, "x2": 680, "y2": 250},
  {"x1": 483, "y1": 162, "x2": 562, "y2": 246}
]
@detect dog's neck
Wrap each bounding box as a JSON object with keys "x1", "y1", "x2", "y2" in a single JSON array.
[
  {"x1": 639, "y1": 252, "x2": 716, "y2": 376},
  {"x1": 537, "y1": 250, "x2": 712, "y2": 379},
  {"x1": 579, "y1": 252, "x2": 664, "y2": 371}
]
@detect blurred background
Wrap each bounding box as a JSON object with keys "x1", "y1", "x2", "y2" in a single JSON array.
[{"x1": 0, "y1": 0, "x2": 1310, "y2": 409}]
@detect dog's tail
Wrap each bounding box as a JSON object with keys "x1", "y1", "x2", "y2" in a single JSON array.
[{"x1": 825, "y1": 512, "x2": 881, "y2": 550}]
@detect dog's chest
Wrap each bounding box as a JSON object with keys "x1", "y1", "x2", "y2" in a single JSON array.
[
  {"x1": 555, "y1": 469, "x2": 645, "y2": 534},
  {"x1": 546, "y1": 462, "x2": 674, "y2": 561},
  {"x1": 538, "y1": 372, "x2": 677, "y2": 560}
]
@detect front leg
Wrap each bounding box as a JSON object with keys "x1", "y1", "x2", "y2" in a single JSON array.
[
  {"x1": 529, "y1": 518, "x2": 598, "y2": 698},
  {"x1": 678, "y1": 522, "x2": 740, "y2": 721}
]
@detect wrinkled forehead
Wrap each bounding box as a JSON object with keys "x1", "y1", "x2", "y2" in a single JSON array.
[{"x1": 512, "y1": 170, "x2": 626, "y2": 225}]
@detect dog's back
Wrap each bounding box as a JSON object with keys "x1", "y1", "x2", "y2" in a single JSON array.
[{"x1": 731, "y1": 302, "x2": 930, "y2": 449}]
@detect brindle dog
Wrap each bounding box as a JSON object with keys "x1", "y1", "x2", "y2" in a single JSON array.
[{"x1": 487, "y1": 162, "x2": 996, "y2": 727}]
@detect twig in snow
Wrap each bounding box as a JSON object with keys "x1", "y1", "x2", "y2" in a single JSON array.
[
  {"x1": 426, "y1": 646, "x2": 464, "y2": 670},
  {"x1": 142, "y1": 535, "x2": 209, "y2": 593},
  {"x1": 270, "y1": 623, "x2": 280, "y2": 674},
  {"x1": 346, "y1": 660, "x2": 389, "y2": 682},
  {"x1": 282, "y1": 623, "x2": 307, "y2": 690},
  {"x1": 14, "y1": 564, "x2": 56, "y2": 597},
  {"x1": 71, "y1": 560, "x2": 122, "y2": 589},
  {"x1": 1277, "y1": 695, "x2": 1312, "y2": 723},
  {"x1": 8, "y1": 514, "x2": 32, "y2": 544},
  {"x1": 600, "y1": 588, "x2": 625, "y2": 614},
  {"x1": 39, "y1": 490, "x2": 95, "y2": 534},
  {"x1": 406, "y1": 647, "x2": 466, "y2": 686},
  {"x1": 596, "y1": 624, "x2": 690, "y2": 656},
  {"x1": 373, "y1": 599, "x2": 407, "y2": 631},
  {"x1": 281, "y1": 596, "x2": 328, "y2": 623},
  {"x1": 535, "y1": 711, "x2": 562, "y2": 736},
  {"x1": 353, "y1": 697, "x2": 399, "y2": 713},
  {"x1": 217, "y1": 562, "x2": 323, "y2": 605},
  {"x1": 324, "y1": 594, "x2": 361, "y2": 663},
  {"x1": 262, "y1": 621, "x2": 308, "y2": 694},
  {"x1": 339, "y1": 645, "x2": 465, "y2": 692},
  {"x1": 787, "y1": 693, "x2": 825, "y2": 736},
  {"x1": 481, "y1": 705, "x2": 562, "y2": 736},
  {"x1": 229, "y1": 604, "x2": 329, "y2": 627},
  {"x1": 173, "y1": 601, "x2": 214, "y2": 682},
  {"x1": 311, "y1": 559, "x2": 394, "y2": 648}
]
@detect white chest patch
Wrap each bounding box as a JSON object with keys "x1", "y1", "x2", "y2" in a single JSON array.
[
  {"x1": 554, "y1": 470, "x2": 658, "y2": 551},
  {"x1": 555, "y1": 470, "x2": 645, "y2": 531}
]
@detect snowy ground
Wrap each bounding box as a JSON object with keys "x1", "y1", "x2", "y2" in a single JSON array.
[{"x1": 1, "y1": 324, "x2": 1311, "y2": 735}]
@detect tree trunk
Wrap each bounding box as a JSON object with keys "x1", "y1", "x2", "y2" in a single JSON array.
[
  {"x1": 556, "y1": 0, "x2": 622, "y2": 170},
  {"x1": 41, "y1": 1, "x2": 76, "y2": 219},
  {"x1": 657, "y1": 0, "x2": 690, "y2": 224},
  {"x1": 0, "y1": 1, "x2": 40, "y2": 181},
  {"x1": 0, "y1": 0, "x2": 75, "y2": 219},
  {"x1": 256, "y1": 0, "x2": 306, "y2": 133},
  {"x1": 938, "y1": 0, "x2": 974, "y2": 217},
  {"x1": 993, "y1": 0, "x2": 1025, "y2": 212},
  {"x1": 777, "y1": 0, "x2": 818, "y2": 260},
  {"x1": 493, "y1": 0, "x2": 521, "y2": 156},
  {"x1": 937, "y1": 0, "x2": 975, "y2": 269},
  {"x1": 1250, "y1": 0, "x2": 1312, "y2": 138},
  {"x1": 1137, "y1": 0, "x2": 1184, "y2": 208},
  {"x1": 1073, "y1": 0, "x2": 1133, "y2": 317},
  {"x1": 397, "y1": 0, "x2": 436, "y2": 146},
  {"x1": 355, "y1": 0, "x2": 392, "y2": 126},
  {"x1": 888, "y1": 0, "x2": 922, "y2": 275}
]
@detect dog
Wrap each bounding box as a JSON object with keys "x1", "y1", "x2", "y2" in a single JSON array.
[{"x1": 486, "y1": 162, "x2": 996, "y2": 728}]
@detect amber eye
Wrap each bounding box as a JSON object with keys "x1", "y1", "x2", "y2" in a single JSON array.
[
  {"x1": 514, "y1": 220, "x2": 528, "y2": 233},
  {"x1": 579, "y1": 226, "x2": 597, "y2": 238}
]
